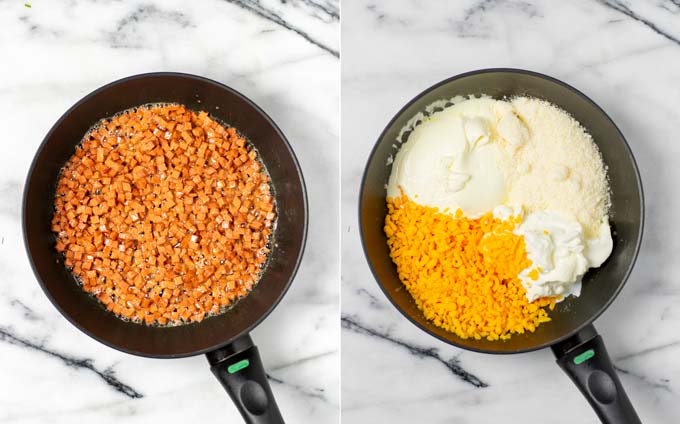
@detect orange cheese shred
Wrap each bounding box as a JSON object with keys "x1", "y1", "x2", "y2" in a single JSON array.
[{"x1": 385, "y1": 194, "x2": 555, "y2": 341}]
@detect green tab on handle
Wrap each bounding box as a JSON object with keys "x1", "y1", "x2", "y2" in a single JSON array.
[
  {"x1": 573, "y1": 349, "x2": 595, "y2": 365},
  {"x1": 228, "y1": 359, "x2": 250, "y2": 374}
]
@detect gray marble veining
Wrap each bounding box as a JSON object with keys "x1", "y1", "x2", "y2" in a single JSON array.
[
  {"x1": 342, "y1": 1, "x2": 680, "y2": 423},
  {"x1": 0, "y1": 0, "x2": 338, "y2": 422}
]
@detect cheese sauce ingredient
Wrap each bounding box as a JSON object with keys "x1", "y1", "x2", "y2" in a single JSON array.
[
  {"x1": 385, "y1": 194, "x2": 555, "y2": 341},
  {"x1": 388, "y1": 96, "x2": 612, "y2": 305}
]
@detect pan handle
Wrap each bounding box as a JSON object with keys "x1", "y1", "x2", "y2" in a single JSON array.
[
  {"x1": 551, "y1": 324, "x2": 640, "y2": 424},
  {"x1": 206, "y1": 334, "x2": 285, "y2": 424}
]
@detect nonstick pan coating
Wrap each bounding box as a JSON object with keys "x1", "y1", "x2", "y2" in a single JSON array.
[
  {"x1": 23, "y1": 72, "x2": 308, "y2": 358},
  {"x1": 359, "y1": 69, "x2": 644, "y2": 354}
]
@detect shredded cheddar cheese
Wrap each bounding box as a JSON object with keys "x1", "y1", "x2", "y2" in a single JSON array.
[
  {"x1": 527, "y1": 268, "x2": 541, "y2": 281},
  {"x1": 385, "y1": 195, "x2": 555, "y2": 341}
]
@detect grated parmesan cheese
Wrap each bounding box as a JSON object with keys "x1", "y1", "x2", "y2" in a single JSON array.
[{"x1": 503, "y1": 97, "x2": 611, "y2": 237}]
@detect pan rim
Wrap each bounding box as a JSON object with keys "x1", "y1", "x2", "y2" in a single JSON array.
[
  {"x1": 358, "y1": 67, "x2": 645, "y2": 355},
  {"x1": 22, "y1": 71, "x2": 309, "y2": 359}
]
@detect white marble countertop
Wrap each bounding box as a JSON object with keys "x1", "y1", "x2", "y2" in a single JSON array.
[
  {"x1": 342, "y1": 1, "x2": 679, "y2": 423},
  {"x1": 0, "y1": 1, "x2": 338, "y2": 423}
]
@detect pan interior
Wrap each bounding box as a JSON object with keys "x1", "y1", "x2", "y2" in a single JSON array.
[
  {"x1": 23, "y1": 73, "x2": 307, "y2": 357},
  {"x1": 360, "y1": 69, "x2": 643, "y2": 353}
]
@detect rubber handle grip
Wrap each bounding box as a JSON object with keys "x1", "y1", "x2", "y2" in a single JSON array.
[
  {"x1": 552, "y1": 325, "x2": 641, "y2": 424},
  {"x1": 207, "y1": 335, "x2": 284, "y2": 424}
]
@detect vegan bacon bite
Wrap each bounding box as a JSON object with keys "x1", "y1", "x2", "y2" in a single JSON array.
[{"x1": 51, "y1": 104, "x2": 276, "y2": 325}]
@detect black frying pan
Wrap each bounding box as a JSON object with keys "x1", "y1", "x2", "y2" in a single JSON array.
[
  {"x1": 23, "y1": 72, "x2": 308, "y2": 424},
  {"x1": 360, "y1": 69, "x2": 644, "y2": 423}
]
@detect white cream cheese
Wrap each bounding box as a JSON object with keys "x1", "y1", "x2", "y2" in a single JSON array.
[{"x1": 512, "y1": 211, "x2": 612, "y2": 302}]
